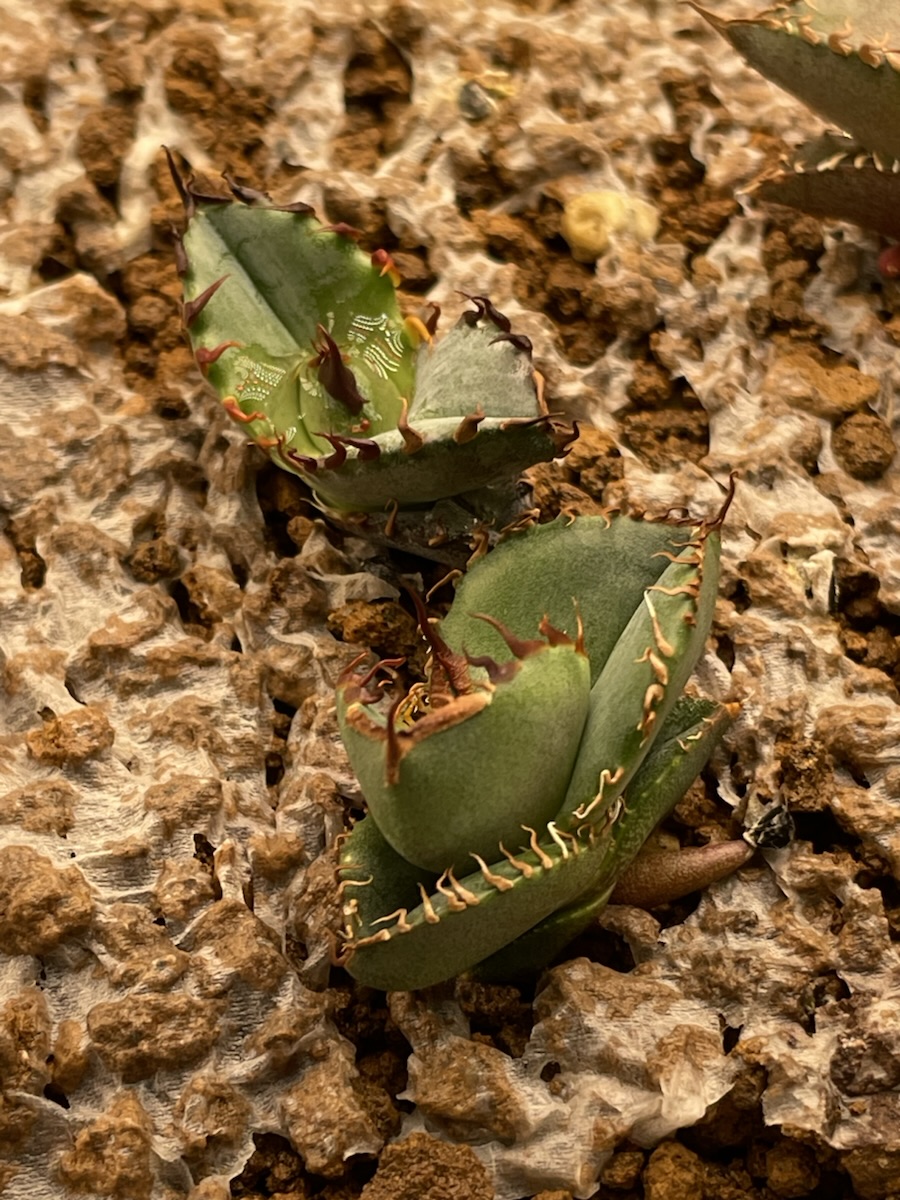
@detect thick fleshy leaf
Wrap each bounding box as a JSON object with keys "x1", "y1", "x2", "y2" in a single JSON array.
[
  {"x1": 474, "y1": 696, "x2": 732, "y2": 980},
  {"x1": 751, "y1": 132, "x2": 900, "y2": 237},
  {"x1": 173, "y1": 160, "x2": 571, "y2": 513},
  {"x1": 440, "y1": 514, "x2": 714, "y2": 685},
  {"x1": 441, "y1": 514, "x2": 721, "y2": 830},
  {"x1": 692, "y1": 3, "x2": 900, "y2": 162},
  {"x1": 288, "y1": 315, "x2": 569, "y2": 512},
  {"x1": 338, "y1": 640, "x2": 591, "y2": 874},
  {"x1": 339, "y1": 698, "x2": 733, "y2": 991},
  {"x1": 559, "y1": 523, "x2": 719, "y2": 824},
  {"x1": 182, "y1": 202, "x2": 414, "y2": 442}
]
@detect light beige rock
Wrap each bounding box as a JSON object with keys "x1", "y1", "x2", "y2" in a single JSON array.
[{"x1": 562, "y1": 191, "x2": 660, "y2": 262}]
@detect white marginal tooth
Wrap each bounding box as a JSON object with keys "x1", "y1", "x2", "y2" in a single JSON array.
[
  {"x1": 435, "y1": 869, "x2": 468, "y2": 911},
  {"x1": 472, "y1": 854, "x2": 515, "y2": 891},
  {"x1": 448, "y1": 868, "x2": 480, "y2": 906},
  {"x1": 371, "y1": 907, "x2": 413, "y2": 933},
  {"x1": 573, "y1": 766, "x2": 625, "y2": 821},
  {"x1": 522, "y1": 825, "x2": 554, "y2": 870},
  {"x1": 418, "y1": 883, "x2": 440, "y2": 923},
  {"x1": 642, "y1": 592, "x2": 676, "y2": 657},
  {"x1": 354, "y1": 929, "x2": 392, "y2": 948},
  {"x1": 547, "y1": 822, "x2": 569, "y2": 860},
  {"x1": 499, "y1": 842, "x2": 533, "y2": 878}
]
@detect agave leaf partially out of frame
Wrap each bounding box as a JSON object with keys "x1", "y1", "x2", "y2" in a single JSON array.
[
  {"x1": 336, "y1": 502, "x2": 741, "y2": 992},
  {"x1": 168, "y1": 151, "x2": 572, "y2": 528},
  {"x1": 692, "y1": 2, "x2": 900, "y2": 236}
]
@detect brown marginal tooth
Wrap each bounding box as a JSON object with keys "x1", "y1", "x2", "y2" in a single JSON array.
[
  {"x1": 453, "y1": 406, "x2": 485, "y2": 444},
  {"x1": 500, "y1": 412, "x2": 566, "y2": 434},
  {"x1": 471, "y1": 612, "x2": 545, "y2": 659},
  {"x1": 337, "y1": 650, "x2": 371, "y2": 686},
  {"x1": 707, "y1": 471, "x2": 738, "y2": 530},
  {"x1": 424, "y1": 302, "x2": 441, "y2": 337},
  {"x1": 321, "y1": 222, "x2": 363, "y2": 241},
  {"x1": 279, "y1": 442, "x2": 319, "y2": 473},
  {"x1": 163, "y1": 145, "x2": 192, "y2": 215},
  {"x1": 464, "y1": 652, "x2": 518, "y2": 685},
  {"x1": 353, "y1": 655, "x2": 407, "y2": 692},
  {"x1": 473, "y1": 294, "x2": 512, "y2": 332},
  {"x1": 186, "y1": 183, "x2": 233, "y2": 207},
  {"x1": 315, "y1": 432, "x2": 348, "y2": 470},
  {"x1": 171, "y1": 227, "x2": 188, "y2": 276},
  {"x1": 490, "y1": 331, "x2": 532, "y2": 354},
  {"x1": 183, "y1": 275, "x2": 229, "y2": 327},
  {"x1": 458, "y1": 291, "x2": 486, "y2": 326},
  {"x1": 271, "y1": 199, "x2": 317, "y2": 215},
  {"x1": 458, "y1": 292, "x2": 516, "y2": 333},
  {"x1": 164, "y1": 147, "x2": 232, "y2": 214},
  {"x1": 195, "y1": 340, "x2": 240, "y2": 370},
  {"x1": 405, "y1": 586, "x2": 475, "y2": 695},
  {"x1": 537, "y1": 614, "x2": 576, "y2": 648},
  {"x1": 385, "y1": 695, "x2": 405, "y2": 785},
  {"x1": 336, "y1": 434, "x2": 381, "y2": 461},
  {"x1": 397, "y1": 398, "x2": 425, "y2": 453},
  {"x1": 223, "y1": 172, "x2": 271, "y2": 205}
]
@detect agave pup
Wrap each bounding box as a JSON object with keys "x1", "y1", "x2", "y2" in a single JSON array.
[
  {"x1": 167, "y1": 151, "x2": 572, "y2": 553},
  {"x1": 336, "y1": 500, "x2": 754, "y2": 991},
  {"x1": 693, "y1": 2, "x2": 900, "y2": 238}
]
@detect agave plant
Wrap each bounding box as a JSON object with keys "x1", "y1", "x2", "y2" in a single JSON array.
[
  {"x1": 335, "y1": 502, "x2": 749, "y2": 991},
  {"x1": 692, "y1": 2, "x2": 900, "y2": 238},
  {"x1": 167, "y1": 150, "x2": 571, "y2": 553}
]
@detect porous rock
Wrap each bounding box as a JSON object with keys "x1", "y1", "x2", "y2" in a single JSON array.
[
  {"x1": 359, "y1": 1131, "x2": 493, "y2": 1200},
  {"x1": 0, "y1": 846, "x2": 93, "y2": 955}
]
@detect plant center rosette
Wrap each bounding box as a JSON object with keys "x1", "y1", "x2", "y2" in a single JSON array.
[{"x1": 334, "y1": 508, "x2": 735, "y2": 991}]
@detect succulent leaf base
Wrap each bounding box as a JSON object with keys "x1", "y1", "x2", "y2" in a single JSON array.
[{"x1": 336, "y1": 508, "x2": 737, "y2": 991}]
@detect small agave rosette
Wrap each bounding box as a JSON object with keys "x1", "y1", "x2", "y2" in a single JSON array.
[
  {"x1": 337, "y1": 612, "x2": 590, "y2": 875},
  {"x1": 335, "y1": 511, "x2": 733, "y2": 990},
  {"x1": 169, "y1": 152, "x2": 571, "y2": 515}
]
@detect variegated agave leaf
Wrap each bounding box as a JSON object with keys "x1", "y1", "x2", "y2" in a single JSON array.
[
  {"x1": 692, "y1": 3, "x2": 900, "y2": 235},
  {"x1": 168, "y1": 152, "x2": 571, "y2": 517},
  {"x1": 337, "y1": 510, "x2": 732, "y2": 991}
]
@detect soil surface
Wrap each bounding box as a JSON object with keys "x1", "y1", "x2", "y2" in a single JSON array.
[{"x1": 4, "y1": 2, "x2": 900, "y2": 1200}]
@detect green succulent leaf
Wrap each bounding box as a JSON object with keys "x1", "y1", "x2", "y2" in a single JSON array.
[
  {"x1": 339, "y1": 696, "x2": 733, "y2": 992},
  {"x1": 692, "y1": 3, "x2": 900, "y2": 237},
  {"x1": 171, "y1": 155, "x2": 571, "y2": 514},
  {"x1": 751, "y1": 132, "x2": 900, "y2": 237},
  {"x1": 440, "y1": 514, "x2": 704, "y2": 683},
  {"x1": 336, "y1": 509, "x2": 734, "y2": 990},
  {"x1": 338, "y1": 635, "x2": 591, "y2": 875},
  {"x1": 473, "y1": 695, "x2": 732, "y2": 982},
  {"x1": 692, "y1": 3, "x2": 900, "y2": 163}
]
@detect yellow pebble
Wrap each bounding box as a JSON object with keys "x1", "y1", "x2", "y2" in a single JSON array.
[{"x1": 561, "y1": 191, "x2": 660, "y2": 262}]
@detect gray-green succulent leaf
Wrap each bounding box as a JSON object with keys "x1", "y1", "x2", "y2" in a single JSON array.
[
  {"x1": 693, "y1": 2, "x2": 900, "y2": 236},
  {"x1": 750, "y1": 132, "x2": 900, "y2": 238},
  {"x1": 336, "y1": 509, "x2": 736, "y2": 991},
  {"x1": 170, "y1": 152, "x2": 572, "y2": 516}
]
